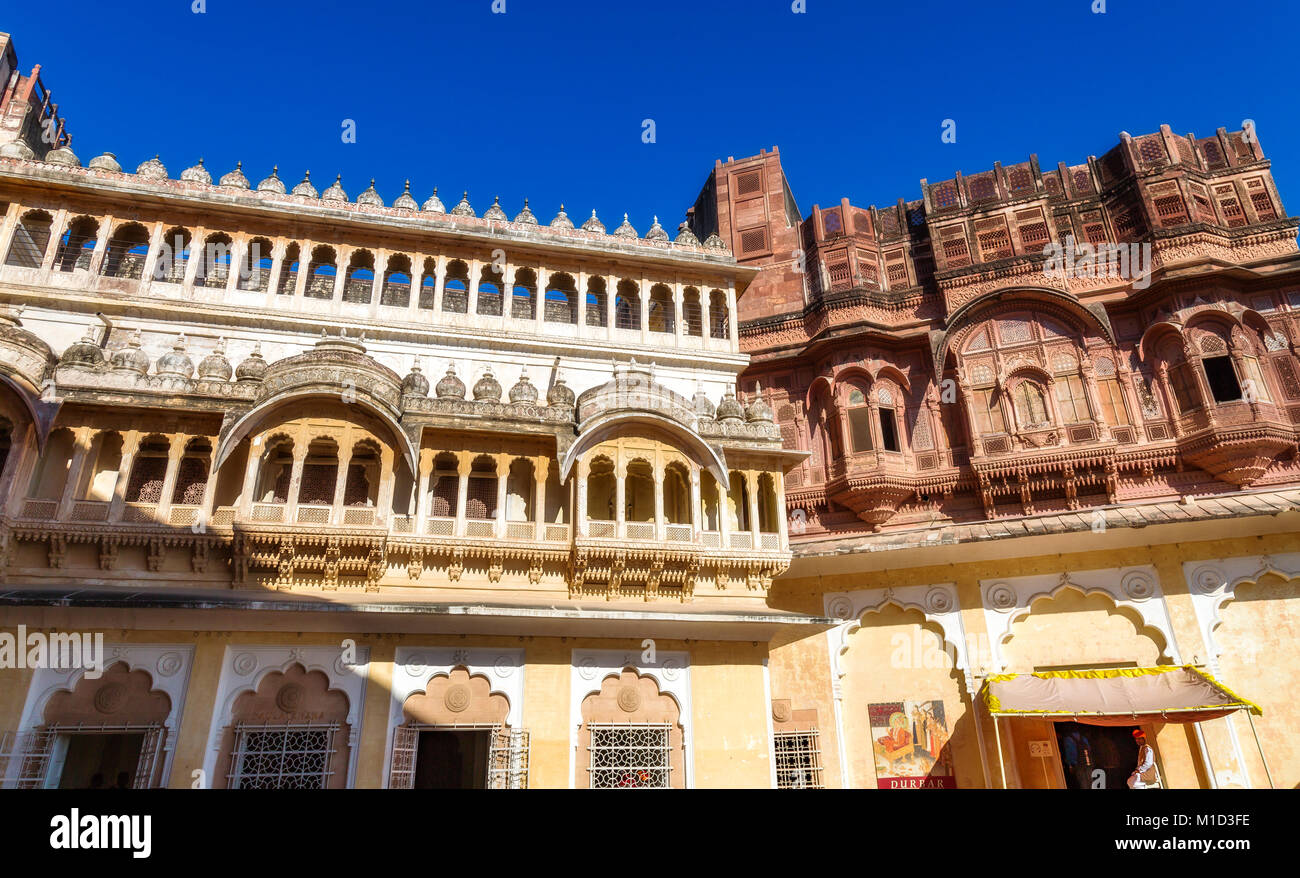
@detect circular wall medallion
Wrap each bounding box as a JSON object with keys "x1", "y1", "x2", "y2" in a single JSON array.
[
  {"x1": 660, "y1": 660, "x2": 681, "y2": 682},
  {"x1": 1190, "y1": 565, "x2": 1226, "y2": 595},
  {"x1": 771, "y1": 702, "x2": 792, "y2": 723},
  {"x1": 275, "y1": 683, "x2": 305, "y2": 713},
  {"x1": 493, "y1": 655, "x2": 516, "y2": 678},
  {"x1": 156, "y1": 652, "x2": 183, "y2": 677},
  {"x1": 444, "y1": 684, "x2": 472, "y2": 713},
  {"x1": 577, "y1": 657, "x2": 597, "y2": 681},
  {"x1": 616, "y1": 685, "x2": 642, "y2": 713},
  {"x1": 232, "y1": 652, "x2": 258, "y2": 675},
  {"x1": 826, "y1": 596, "x2": 854, "y2": 620},
  {"x1": 94, "y1": 683, "x2": 127, "y2": 715},
  {"x1": 987, "y1": 584, "x2": 1017, "y2": 611},
  {"x1": 925, "y1": 587, "x2": 954, "y2": 613},
  {"x1": 1121, "y1": 571, "x2": 1155, "y2": 600}
]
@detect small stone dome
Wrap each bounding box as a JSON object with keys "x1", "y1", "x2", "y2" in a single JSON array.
[
  {"x1": 291, "y1": 171, "x2": 318, "y2": 198},
  {"x1": 218, "y1": 161, "x2": 250, "y2": 189},
  {"x1": 513, "y1": 199, "x2": 538, "y2": 225},
  {"x1": 60, "y1": 326, "x2": 105, "y2": 368},
  {"x1": 745, "y1": 394, "x2": 774, "y2": 422},
  {"x1": 357, "y1": 178, "x2": 384, "y2": 207},
  {"x1": 547, "y1": 376, "x2": 575, "y2": 408},
  {"x1": 393, "y1": 180, "x2": 418, "y2": 211},
  {"x1": 235, "y1": 343, "x2": 268, "y2": 381},
  {"x1": 703, "y1": 233, "x2": 728, "y2": 251},
  {"x1": 483, "y1": 196, "x2": 508, "y2": 221},
  {"x1": 402, "y1": 358, "x2": 430, "y2": 397},
  {"x1": 450, "y1": 191, "x2": 475, "y2": 217},
  {"x1": 435, "y1": 363, "x2": 466, "y2": 400},
  {"x1": 693, "y1": 387, "x2": 716, "y2": 419},
  {"x1": 716, "y1": 388, "x2": 745, "y2": 422},
  {"x1": 675, "y1": 222, "x2": 700, "y2": 246},
  {"x1": 0, "y1": 140, "x2": 35, "y2": 159},
  {"x1": 44, "y1": 146, "x2": 80, "y2": 167},
  {"x1": 109, "y1": 330, "x2": 150, "y2": 375},
  {"x1": 508, "y1": 368, "x2": 538, "y2": 404},
  {"x1": 197, "y1": 337, "x2": 233, "y2": 380},
  {"x1": 88, "y1": 152, "x2": 122, "y2": 172},
  {"x1": 257, "y1": 165, "x2": 287, "y2": 194},
  {"x1": 180, "y1": 158, "x2": 212, "y2": 184},
  {"x1": 135, "y1": 154, "x2": 168, "y2": 180},
  {"x1": 321, "y1": 174, "x2": 348, "y2": 203},
  {"x1": 422, "y1": 187, "x2": 446, "y2": 213},
  {"x1": 581, "y1": 210, "x2": 605, "y2": 234},
  {"x1": 612, "y1": 214, "x2": 638, "y2": 238},
  {"x1": 156, "y1": 334, "x2": 194, "y2": 378},
  {"x1": 644, "y1": 216, "x2": 669, "y2": 242},
  {"x1": 549, "y1": 204, "x2": 574, "y2": 229},
  {"x1": 473, "y1": 367, "x2": 502, "y2": 402}
]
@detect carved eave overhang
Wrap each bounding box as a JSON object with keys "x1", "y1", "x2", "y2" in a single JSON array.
[
  {"x1": 970, "y1": 440, "x2": 1120, "y2": 478},
  {"x1": 0, "y1": 159, "x2": 758, "y2": 291},
  {"x1": 402, "y1": 395, "x2": 575, "y2": 456},
  {"x1": 738, "y1": 285, "x2": 937, "y2": 359},
  {"x1": 0, "y1": 322, "x2": 59, "y2": 450}
]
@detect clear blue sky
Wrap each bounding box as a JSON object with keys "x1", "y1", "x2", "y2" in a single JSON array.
[{"x1": 8, "y1": 0, "x2": 1300, "y2": 225}]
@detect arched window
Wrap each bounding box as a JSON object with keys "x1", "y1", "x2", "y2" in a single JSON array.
[
  {"x1": 102, "y1": 222, "x2": 151, "y2": 280},
  {"x1": 276, "y1": 243, "x2": 300, "y2": 295},
  {"x1": 477, "y1": 267, "x2": 503, "y2": 315},
  {"x1": 682, "y1": 288, "x2": 703, "y2": 336},
  {"x1": 845, "y1": 384, "x2": 873, "y2": 452},
  {"x1": 297, "y1": 438, "x2": 340, "y2": 507},
  {"x1": 256, "y1": 437, "x2": 295, "y2": 504},
  {"x1": 648, "y1": 284, "x2": 674, "y2": 333},
  {"x1": 194, "y1": 232, "x2": 233, "y2": 288},
  {"x1": 757, "y1": 472, "x2": 779, "y2": 533},
  {"x1": 545, "y1": 273, "x2": 577, "y2": 324},
  {"x1": 380, "y1": 254, "x2": 412, "y2": 307},
  {"x1": 418, "y1": 258, "x2": 438, "y2": 309},
  {"x1": 125, "y1": 435, "x2": 170, "y2": 504},
  {"x1": 53, "y1": 216, "x2": 98, "y2": 272},
  {"x1": 505, "y1": 458, "x2": 535, "y2": 522},
  {"x1": 154, "y1": 226, "x2": 192, "y2": 283},
  {"x1": 615, "y1": 279, "x2": 640, "y2": 330},
  {"x1": 344, "y1": 441, "x2": 380, "y2": 507},
  {"x1": 342, "y1": 250, "x2": 375, "y2": 304},
  {"x1": 428, "y1": 452, "x2": 460, "y2": 519},
  {"x1": 662, "y1": 462, "x2": 690, "y2": 526},
  {"x1": 465, "y1": 455, "x2": 497, "y2": 519},
  {"x1": 708, "y1": 290, "x2": 729, "y2": 339},
  {"x1": 1013, "y1": 380, "x2": 1051, "y2": 429},
  {"x1": 876, "y1": 386, "x2": 901, "y2": 452},
  {"x1": 5, "y1": 209, "x2": 53, "y2": 268},
  {"x1": 82, "y1": 430, "x2": 123, "y2": 502},
  {"x1": 511, "y1": 268, "x2": 536, "y2": 319},
  {"x1": 586, "y1": 456, "x2": 615, "y2": 522},
  {"x1": 239, "y1": 237, "x2": 274, "y2": 292},
  {"x1": 442, "y1": 261, "x2": 469, "y2": 313},
  {"x1": 1093, "y1": 357, "x2": 1130, "y2": 425},
  {"x1": 172, "y1": 438, "x2": 211, "y2": 506},
  {"x1": 625, "y1": 459, "x2": 654, "y2": 523},
  {"x1": 27, "y1": 427, "x2": 75, "y2": 501},
  {"x1": 305, "y1": 246, "x2": 337, "y2": 299},
  {"x1": 585, "y1": 278, "x2": 607, "y2": 327}
]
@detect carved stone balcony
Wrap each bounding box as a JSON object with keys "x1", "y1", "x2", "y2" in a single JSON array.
[{"x1": 1175, "y1": 400, "x2": 1297, "y2": 486}]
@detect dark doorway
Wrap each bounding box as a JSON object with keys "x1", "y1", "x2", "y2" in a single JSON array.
[
  {"x1": 1202, "y1": 356, "x2": 1242, "y2": 402},
  {"x1": 1053, "y1": 722, "x2": 1140, "y2": 789},
  {"x1": 58, "y1": 733, "x2": 144, "y2": 789},
  {"x1": 412, "y1": 729, "x2": 491, "y2": 789}
]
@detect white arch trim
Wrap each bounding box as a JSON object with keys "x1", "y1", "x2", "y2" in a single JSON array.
[
  {"x1": 1183, "y1": 552, "x2": 1300, "y2": 675},
  {"x1": 201, "y1": 645, "x2": 370, "y2": 789},
  {"x1": 12, "y1": 643, "x2": 195, "y2": 788},
  {"x1": 382, "y1": 646, "x2": 525, "y2": 787},
  {"x1": 214, "y1": 391, "x2": 417, "y2": 474},
  {"x1": 568, "y1": 648, "x2": 693, "y2": 789},
  {"x1": 978, "y1": 565, "x2": 1179, "y2": 672},
  {"x1": 560, "y1": 411, "x2": 727, "y2": 484},
  {"x1": 824, "y1": 583, "x2": 973, "y2": 694}
]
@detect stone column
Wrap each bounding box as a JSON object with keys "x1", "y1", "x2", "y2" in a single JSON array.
[
  {"x1": 284, "y1": 444, "x2": 308, "y2": 521},
  {"x1": 605, "y1": 272, "x2": 617, "y2": 331},
  {"x1": 155, "y1": 434, "x2": 186, "y2": 523},
  {"x1": 673, "y1": 281, "x2": 685, "y2": 343},
  {"x1": 468, "y1": 258, "x2": 481, "y2": 316},
  {"x1": 614, "y1": 459, "x2": 627, "y2": 538},
  {"x1": 414, "y1": 448, "x2": 434, "y2": 535},
  {"x1": 638, "y1": 278, "x2": 650, "y2": 344},
  {"x1": 182, "y1": 226, "x2": 206, "y2": 291},
  {"x1": 718, "y1": 472, "x2": 733, "y2": 547},
  {"x1": 0, "y1": 202, "x2": 22, "y2": 261},
  {"x1": 375, "y1": 447, "x2": 395, "y2": 526},
  {"x1": 774, "y1": 469, "x2": 789, "y2": 546},
  {"x1": 495, "y1": 455, "x2": 510, "y2": 538},
  {"x1": 726, "y1": 281, "x2": 739, "y2": 349},
  {"x1": 746, "y1": 471, "x2": 761, "y2": 546},
  {"x1": 534, "y1": 458, "x2": 549, "y2": 541},
  {"x1": 432, "y1": 255, "x2": 447, "y2": 314},
  {"x1": 197, "y1": 442, "x2": 220, "y2": 530},
  {"x1": 238, "y1": 436, "x2": 262, "y2": 517},
  {"x1": 86, "y1": 215, "x2": 113, "y2": 275},
  {"x1": 407, "y1": 255, "x2": 425, "y2": 316},
  {"x1": 576, "y1": 269, "x2": 587, "y2": 329},
  {"x1": 108, "y1": 431, "x2": 142, "y2": 522},
  {"x1": 653, "y1": 465, "x2": 665, "y2": 541},
  {"x1": 38, "y1": 208, "x2": 70, "y2": 273},
  {"x1": 55, "y1": 427, "x2": 93, "y2": 521},
  {"x1": 1078, "y1": 361, "x2": 1109, "y2": 440},
  {"x1": 454, "y1": 453, "x2": 470, "y2": 537},
  {"x1": 331, "y1": 246, "x2": 350, "y2": 306},
  {"x1": 331, "y1": 445, "x2": 355, "y2": 524},
  {"x1": 369, "y1": 251, "x2": 386, "y2": 314},
  {"x1": 535, "y1": 267, "x2": 549, "y2": 332},
  {"x1": 689, "y1": 466, "x2": 701, "y2": 539},
  {"x1": 224, "y1": 235, "x2": 243, "y2": 295},
  {"x1": 293, "y1": 240, "x2": 312, "y2": 299},
  {"x1": 575, "y1": 463, "x2": 589, "y2": 538}
]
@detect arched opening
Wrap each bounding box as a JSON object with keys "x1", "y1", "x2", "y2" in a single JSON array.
[
  {"x1": 53, "y1": 216, "x2": 98, "y2": 272},
  {"x1": 1011, "y1": 379, "x2": 1051, "y2": 430},
  {"x1": 304, "y1": 245, "x2": 337, "y2": 299},
  {"x1": 394, "y1": 667, "x2": 514, "y2": 790},
  {"x1": 708, "y1": 289, "x2": 729, "y2": 339},
  {"x1": 648, "y1": 284, "x2": 674, "y2": 333},
  {"x1": 5, "y1": 209, "x2": 53, "y2": 268},
  {"x1": 194, "y1": 232, "x2": 233, "y2": 288},
  {"x1": 342, "y1": 249, "x2": 375, "y2": 304},
  {"x1": 544, "y1": 273, "x2": 577, "y2": 323},
  {"x1": 442, "y1": 260, "x2": 469, "y2": 313},
  {"x1": 124, "y1": 435, "x2": 170, "y2": 504},
  {"x1": 81, "y1": 430, "x2": 123, "y2": 503},
  {"x1": 101, "y1": 222, "x2": 151, "y2": 280},
  {"x1": 380, "y1": 253, "x2": 412, "y2": 307},
  {"x1": 615, "y1": 279, "x2": 640, "y2": 330},
  {"x1": 344, "y1": 440, "x2": 379, "y2": 507},
  {"x1": 757, "y1": 472, "x2": 779, "y2": 533},
  {"x1": 577, "y1": 670, "x2": 684, "y2": 789},
  {"x1": 171, "y1": 438, "x2": 211, "y2": 506},
  {"x1": 218, "y1": 664, "x2": 351, "y2": 789},
  {"x1": 0, "y1": 417, "x2": 13, "y2": 484},
  {"x1": 153, "y1": 226, "x2": 192, "y2": 284},
  {"x1": 585, "y1": 277, "x2": 607, "y2": 327},
  {"x1": 511, "y1": 268, "x2": 536, "y2": 319},
  {"x1": 505, "y1": 458, "x2": 535, "y2": 523},
  {"x1": 465, "y1": 455, "x2": 498, "y2": 521},
  {"x1": 876, "y1": 385, "x2": 902, "y2": 452},
  {"x1": 844, "y1": 382, "x2": 873, "y2": 452},
  {"x1": 476, "y1": 272, "x2": 502, "y2": 316},
  {"x1": 586, "y1": 455, "x2": 615, "y2": 524},
  {"x1": 625, "y1": 459, "x2": 654, "y2": 526},
  {"x1": 1093, "y1": 356, "x2": 1130, "y2": 426},
  {"x1": 212, "y1": 437, "x2": 250, "y2": 512},
  {"x1": 255, "y1": 436, "x2": 295, "y2": 505},
  {"x1": 544, "y1": 462, "x2": 568, "y2": 528},
  {"x1": 662, "y1": 461, "x2": 690, "y2": 526},
  {"x1": 25, "y1": 427, "x2": 75, "y2": 509},
  {"x1": 700, "y1": 470, "x2": 721, "y2": 532},
  {"x1": 239, "y1": 237, "x2": 274, "y2": 292},
  {"x1": 418, "y1": 257, "x2": 438, "y2": 309},
  {"x1": 727, "y1": 471, "x2": 749, "y2": 532},
  {"x1": 427, "y1": 452, "x2": 460, "y2": 528},
  {"x1": 297, "y1": 438, "x2": 340, "y2": 521},
  {"x1": 276, "y1": 243, "x2": 300, "y2": 295},
  {"x1": 682, "y1": 287, "x2": 703, "y2": 336}
]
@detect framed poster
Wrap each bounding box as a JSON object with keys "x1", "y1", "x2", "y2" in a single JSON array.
[{"x1": 868, "y1": 699, "x2": 957, "y2": 788}]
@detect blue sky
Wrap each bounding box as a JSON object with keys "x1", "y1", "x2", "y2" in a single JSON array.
[{"x1": 8, "y1": 0, "x2": 1300, "y2": 225}]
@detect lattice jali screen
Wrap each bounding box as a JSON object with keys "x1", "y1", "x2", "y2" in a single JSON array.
[
  {"x1": 586, "y1": 723, "x2": 672, "y2": 789},
  {"x1": 228, "y1": 723, "x2": 339, "y2": 789},
  {"x1": 774, "y1": 729, "x2": 824, "y2": 789}
]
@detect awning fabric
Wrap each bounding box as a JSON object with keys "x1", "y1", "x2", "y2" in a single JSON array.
[{"x1": 982, "y1": 666, "x2": 1262, "y2": 726}]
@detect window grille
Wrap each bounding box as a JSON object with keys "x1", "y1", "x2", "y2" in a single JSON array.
[
  {"x1": 0, "y1": 724, "x2": 165, "y2": 789},
  {"x1": 387, "y1": 723, "x2": 529, "y2": 789},
  {"x1": 229, "y1": 723, "x2": 338, "y2": 790},
  {"x1": 587, "y1": 723, "x2": 672, "y2": 789},
  {"x1": 774, "y1": 729, "x2": 823, "y2": 789}
]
